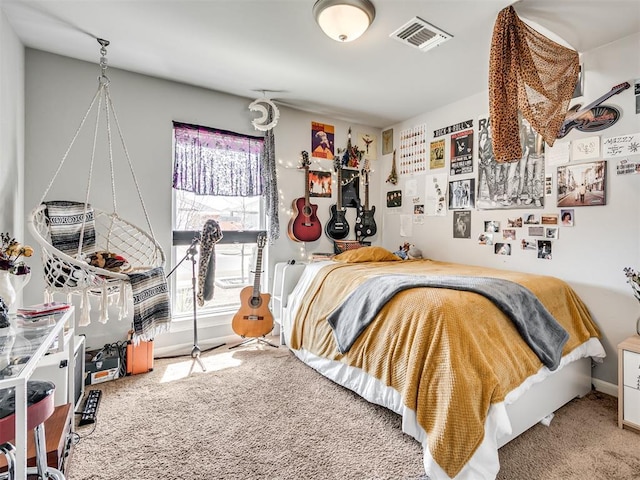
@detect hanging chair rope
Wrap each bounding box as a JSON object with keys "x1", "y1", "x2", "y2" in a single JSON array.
[
  {"x1": 37, "y1": 44, "x2": 157, "y2": 251},
  {"x1": 28, "y1": 39, "x2": 167, "y2": 333}
]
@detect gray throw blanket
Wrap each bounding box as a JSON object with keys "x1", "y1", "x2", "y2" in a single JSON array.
[
  {"x1": 326, "y1": 274, "x2": 569, "y2": 370},
  {"x1": 127, "y1": 267, "x2": 171, "y2": 344},
  {"x1": 44, "y1": 201, "x2": 96, "y2": 255}
]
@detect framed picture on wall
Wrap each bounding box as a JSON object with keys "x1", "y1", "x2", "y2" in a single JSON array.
[
  {"x1": 341, "y1": 168, "x2": 360, "y2": 208},
  {"x1": 556, "y1": 160, "x2": 607, "y2": 207}
]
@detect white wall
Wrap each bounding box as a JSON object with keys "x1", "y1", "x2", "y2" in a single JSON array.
[
  {"x1": 23, "y1": 49, "x2": 379, "y2": 352},
  {"x1": 378, "y1": 32, "x2": 640, "y2": 385},
  {"x1": 12, "y1": 33, "x2": 640, "y2": 384},
  {"x1": 0, "y1": 10, "x2": 24, "y2": 247}
]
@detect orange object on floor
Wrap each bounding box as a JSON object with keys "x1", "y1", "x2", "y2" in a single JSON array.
[{"x1": 126, "y1": 331, "x2": 154, "y2": 375}]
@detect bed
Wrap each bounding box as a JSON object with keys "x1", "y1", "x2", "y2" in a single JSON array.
[{"x1": 281, "y1": 247, "x2": 605, "y2": 480}]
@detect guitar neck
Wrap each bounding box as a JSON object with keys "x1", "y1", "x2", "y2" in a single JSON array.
[
  {"x1": 337, "y1": 167, "x2": 343, "y2": 209},
  {"x1": 304, "y1": 166, "x2": 310, "y2": 205},
  {"x1": 252, "y1": 247, "x2": 263, "y2": 297},
  {"x1": 364, "y1": 173, "x2": 370, "y2": 210},
  {"x1": 567, "y1": 83, "x2": 630, "y2": 122}
]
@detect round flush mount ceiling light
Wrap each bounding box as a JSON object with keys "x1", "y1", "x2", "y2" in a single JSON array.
[{"x1": 313, "y1": 0, "x2": 376, "y2": 42}]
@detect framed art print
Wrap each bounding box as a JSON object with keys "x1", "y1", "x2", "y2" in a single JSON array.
[{"x1": 557, "y1": 160, "x2": 607, "y2": 207}]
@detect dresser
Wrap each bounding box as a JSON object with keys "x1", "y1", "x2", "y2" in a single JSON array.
[{"x1": 618, "y1": 334, "x2": 640, "y2": 431}]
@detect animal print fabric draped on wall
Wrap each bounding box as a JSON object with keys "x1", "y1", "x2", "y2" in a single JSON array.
[{"x1": 489, "y1": 6, "x2": 579, "y2": 163}]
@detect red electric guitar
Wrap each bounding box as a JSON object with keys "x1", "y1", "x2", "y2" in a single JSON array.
[{"x1": 288, "y1": 151, "x2": 322, "y2": 242}]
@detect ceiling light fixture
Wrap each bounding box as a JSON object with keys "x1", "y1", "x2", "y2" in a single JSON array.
[{"x1": 313, "y1": 0, "x2": 376, "y2": 43}]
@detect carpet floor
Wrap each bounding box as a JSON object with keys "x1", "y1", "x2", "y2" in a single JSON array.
[{"x1": 67, "y1": 343, "x2": 640, "y2": 480}]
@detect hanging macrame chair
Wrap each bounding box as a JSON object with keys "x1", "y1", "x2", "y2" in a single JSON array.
[{"x1": 27, "y1": 39, "x2": 165, "y2": 326}]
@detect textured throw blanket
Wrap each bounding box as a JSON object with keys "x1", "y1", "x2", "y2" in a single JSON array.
[
  {"x1": 290, "y1": 260, "x2": 601, "y2": 478},
  {"x1": 327, "y1": 274, "x2": 569, "y2": 370},
  {"x1": 197, "y1": 219, "x2": 223, "y2": 307},
  {"x1": 127, "y1": 267, "x2": 171, "y2": 344},
  {"x1": 44, "y1": 201, "x2": 96, "y2": 255}
]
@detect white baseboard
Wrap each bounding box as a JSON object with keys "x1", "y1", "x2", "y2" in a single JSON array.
[{"x1": 592, "y1": 378, "x2": 618, "y2": 397}]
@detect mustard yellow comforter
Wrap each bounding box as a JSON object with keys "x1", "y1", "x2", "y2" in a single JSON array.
[{"x1": 289, "y1": 259, "x2": 600, "y2": 478}]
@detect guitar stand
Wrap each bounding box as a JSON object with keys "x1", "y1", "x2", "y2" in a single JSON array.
[{"x1": 229, "y1": 335, "x2": 279, "y2": 350}]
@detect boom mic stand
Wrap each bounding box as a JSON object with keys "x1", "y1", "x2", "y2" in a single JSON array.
[{"x1": 167, "y1": 236, "x2": 224, "y2": 373}]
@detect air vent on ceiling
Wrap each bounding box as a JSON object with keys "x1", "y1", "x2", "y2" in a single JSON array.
[{"x1": 390, "y1": 16, "x2": 453, "y2": 52}]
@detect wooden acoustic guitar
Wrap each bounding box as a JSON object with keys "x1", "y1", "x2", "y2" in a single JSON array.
[
  {"x1": 355, "y1": 159, "x2": 377, "y2": 240},
  {"x1": 557, "y1": 81, "x2": 630, "y2": 138},
  {"x1": 231, "y1": 233, "x2": 273, "y2": 338},
  {"x1": 288, "y1": 151, "x2": 322, "y2": 242},
  {"x1": 325, "y1": 154, "x2": 350, "y2": 240}
]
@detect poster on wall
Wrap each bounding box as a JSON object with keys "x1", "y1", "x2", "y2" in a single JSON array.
[
  {"x1": 448, "y1": 178, "x2": 475, "y2": 210},
  {"x1": 453, "y1": 210, "x2": 471, "y2": 239},
  {"x1": 387, "y1": 190, "x2": 402, "y2": 207},
  {"x1": 430, "y1": 139, "x2": 445, "y2": 169},
  {"x1": 476, "y1": 116, "x2": 545, "y2": 210},
  {"x1": 311, "y1": 122, "x2": 335, "y2": 160},
  {"x1": 309, "y1": 170, "x2": 332, "y2": 197},
  {"x1": 357, "y1": 132, "x2": 377, "y2": 160},
  {"x1": 450, "y1": 129, "x2": 474, "y2": 175},
  {"x1": 602, "y1": 133, "x2": 640, "y2": 158},
  {"x1": 399, "y1": 124, "x2": 427, "y2": 175},
  {"x1": 556, "y1": 160, "x2": 607, "y2": 207},
  {"x1": 382, "y1": 129, "x2": 394, "y2": 155},
  {"x1": 425, "y1": 173, "x2": 447, "y2": 216}
]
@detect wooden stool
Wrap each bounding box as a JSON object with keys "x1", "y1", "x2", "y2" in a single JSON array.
[{"x1": 0, "y1": 380, "x2": 65, "y2": 480}]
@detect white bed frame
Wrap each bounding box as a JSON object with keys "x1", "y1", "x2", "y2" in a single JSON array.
[{"x1": 277, "y1": 262, "x2": 601, "y2": 477}]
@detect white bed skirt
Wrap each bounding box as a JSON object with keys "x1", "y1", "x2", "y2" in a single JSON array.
[{"x1": 282, "y1": 261, "x2": 606, "y2": 479}]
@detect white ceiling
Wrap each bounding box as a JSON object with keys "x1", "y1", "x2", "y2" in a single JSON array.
[{"x1": 2, "y1": 0, "x2": 639, "y2": 128}]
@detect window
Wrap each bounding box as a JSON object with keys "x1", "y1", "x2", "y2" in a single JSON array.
[{"x1": 171, "y1": 122, "x2": 265, "y2": 317}]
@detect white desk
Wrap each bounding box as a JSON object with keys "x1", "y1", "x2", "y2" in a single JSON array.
[{"x1": 0, "y1": 307, "x2": 75, "y2": 479}]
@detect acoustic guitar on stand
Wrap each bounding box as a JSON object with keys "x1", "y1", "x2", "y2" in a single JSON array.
[
  {"x1": 231, "y1": 233, "x2": 273, "y2": 338},
  {"x1": 288, "y1": 151, "x2": 322, "y2": 242},
  {"x1": 557, "y1": 81, "x2": 630, "y2": 138},
  {"x1": 325, "y1": 154, "x2": 350, "y2": 240},
  {"x1": 355, "y1": 159, "x2": 377, "y2": 240}
]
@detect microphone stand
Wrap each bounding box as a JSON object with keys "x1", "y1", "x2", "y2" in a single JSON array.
[{"x1": 167, "y1": 236, "x2": 225, "y2": 373}]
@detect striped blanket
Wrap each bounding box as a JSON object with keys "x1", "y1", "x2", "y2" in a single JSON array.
[
  {"x1": 127, "y1": 267, "x2": 171, "y2": 344},
  {"x1": 44, "y1": 201, "x2": 96, "y2": 255}
]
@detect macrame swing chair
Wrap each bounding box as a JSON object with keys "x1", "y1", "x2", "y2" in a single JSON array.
[{"x1": 27, "y1": 39, "x2": 166, "y2": 328}]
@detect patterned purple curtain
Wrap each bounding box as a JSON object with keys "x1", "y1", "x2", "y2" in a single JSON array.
[{"x1": 172, "y1": 122, "x2": 264, "y2": 196}]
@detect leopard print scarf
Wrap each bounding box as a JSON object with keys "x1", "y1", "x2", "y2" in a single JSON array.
[
  {"x1": 197, "y1": 219, "x2": 223, "y2": 307},
  {"x1": 489, "y1": 6, "x2": 579, "y2": 163}
]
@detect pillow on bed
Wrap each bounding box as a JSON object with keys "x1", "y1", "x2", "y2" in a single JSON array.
[{"x1": 333, "y1": 246, "x2": 402, "y2": 263}]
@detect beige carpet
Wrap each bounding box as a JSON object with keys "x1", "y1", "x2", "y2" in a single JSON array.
[{"x1": 67, "y1": 344, "x2": 640, "y2": 480}]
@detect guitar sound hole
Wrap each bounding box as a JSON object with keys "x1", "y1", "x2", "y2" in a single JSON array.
[
  {"x1": 302, "y1": 206, "x2": 312, "y2": 216},
  {"x1": 250, "y1": 297, "x2": 262, "y2": 308}
]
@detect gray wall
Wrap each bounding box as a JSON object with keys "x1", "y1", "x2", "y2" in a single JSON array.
[{"x1": 23, "y1": 49, "x2": 378, "y2": 353}]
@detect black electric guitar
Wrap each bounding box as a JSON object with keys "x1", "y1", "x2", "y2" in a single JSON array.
[
  {"x1": 355, "y1": 159, "x2": 377, "y2": 240},
  {"x1": 557, "y1": 81, "x2": 630, "y2": 138},
  {"x1": 231, "y1": 233, "x2": 273, "y2": 338},
  {"x1": 325, "y1": 155, "x2": 350, "y2": 240},
  {"x1": 288, "y1": 151, "x2": 322, "y2": 242}
]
